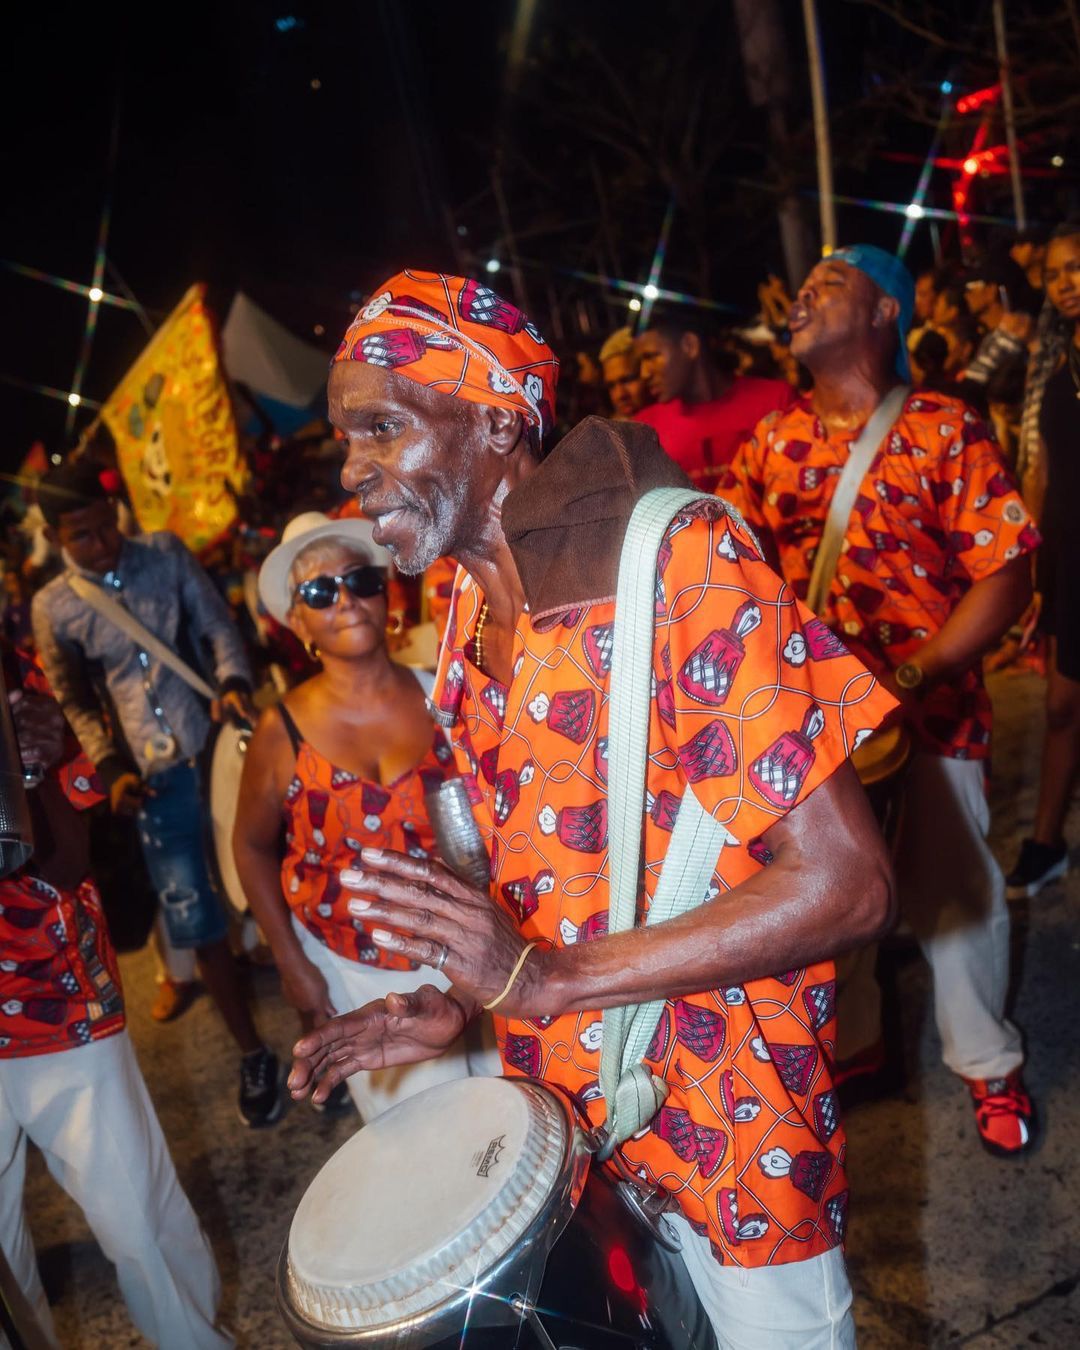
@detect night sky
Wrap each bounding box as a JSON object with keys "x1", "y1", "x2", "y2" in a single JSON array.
[{"x1": 3, "y1": 1, "x2": 1072, "y2": 468}]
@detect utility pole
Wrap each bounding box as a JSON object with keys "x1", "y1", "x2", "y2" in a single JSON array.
[
  {"x1": 993, "y1": 0, "x2": 1026, "y2": 230},
  {"x1": 801, "y1": 0, "x2": 836, "y2": 254}
]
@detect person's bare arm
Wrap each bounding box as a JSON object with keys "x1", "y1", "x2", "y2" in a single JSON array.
[
  {"x1": 339, "y1": 759, "x2": 894, "y2": 1019},
  {"x1": 911, "y1": 554, "x2": 1032, "y2": 689},
  {"x1": 233, "y1": 704, "x2": 335, "y2": 1022}
]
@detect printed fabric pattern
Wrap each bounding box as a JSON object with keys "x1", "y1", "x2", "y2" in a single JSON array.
[
  {"x1": 0, "y1": 875, "x2": 125, "y2": 1059},
  {"x1": 723, "y1": 392, "x2": 1039, "y2": 759},
  {"x1": 431, "y1": 500, "x2": 896, "y2": 1268},
  {"x1": 281, "y1": 731, "x2": 457, "y2": 969}
]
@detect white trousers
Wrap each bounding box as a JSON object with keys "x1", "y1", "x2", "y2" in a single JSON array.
[
  {"x1": 669, "y1": 1214, "x2": 856, "y2": 1349},
  {"x1": 293, "y1": 918, "x2": 502, "y2": 1122},
  {"x1": 0, "y1": 1032, "x2": 231, "y2": 1350},
  {"x1": 838, "y1": 752, "x2": 1023, "y2": 1080}
]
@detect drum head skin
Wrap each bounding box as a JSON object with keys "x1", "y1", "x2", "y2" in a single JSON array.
[{"x1": 283, "y1": 1077, "x2": 572, "y2": 1336}]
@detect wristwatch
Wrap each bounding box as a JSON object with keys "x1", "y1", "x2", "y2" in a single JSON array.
[{"x1": 894, "y1": 661, "x2": 925, "y2": 692}]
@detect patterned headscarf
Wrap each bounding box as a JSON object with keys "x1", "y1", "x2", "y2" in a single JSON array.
[{"x1": 333, "y1": 270, "x2": 559, "y2": 437}]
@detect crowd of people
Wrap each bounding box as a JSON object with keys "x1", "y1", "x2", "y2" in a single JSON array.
[{"x1": 1, "y1": 221, "x2": 1078, "y2": 1348}]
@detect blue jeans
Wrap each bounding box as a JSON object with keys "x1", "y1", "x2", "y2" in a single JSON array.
[{"x1": 136, "y1": 759, "x2": 228, "y2": 950}]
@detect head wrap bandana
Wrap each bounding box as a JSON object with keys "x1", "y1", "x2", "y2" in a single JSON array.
[
  {"x1": 333, "y1": 270, "x2": 560, "y2": 437},
  {"x1": 828, "y1": 245, "x2": 914, "y2": 381}
]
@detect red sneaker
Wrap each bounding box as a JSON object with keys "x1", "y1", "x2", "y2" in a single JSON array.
[{"x1": 964, "y1": 1070, "x2": 1034, "y2": 1157}]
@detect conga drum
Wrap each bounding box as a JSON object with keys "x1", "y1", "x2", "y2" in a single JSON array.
[
  {"x1": 851, "y1": 723, "x2": 910, "y2": 833},
  {"x1": 277, "y1": 1076, "x2": 717, "y2": 1349},
  {"x1": 208, "y1": 721, "x2": 253, "y2": 916}
]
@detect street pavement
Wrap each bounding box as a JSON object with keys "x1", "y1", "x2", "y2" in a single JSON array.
[{"x1": 20, "y1": 668, "x2": 1080, "y2": 1348}]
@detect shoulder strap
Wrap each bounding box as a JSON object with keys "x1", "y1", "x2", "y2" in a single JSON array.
[
  {"x1": 804, "y1": 384, "x2": 911, "y2": 618},
  {"x1": 67, "y1": 573, "x2": 216, "y2": 701},
  {"x1": 277, "y1": 703, "x2": 303, "y2": 756},
  {"x1": 598, "y1": 487, "x2": 740, "y2": 1157}
]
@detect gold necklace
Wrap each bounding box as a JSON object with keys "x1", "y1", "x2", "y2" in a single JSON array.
[{"x1": 473, "y1": 601, "x2": 491, "y2": 672}]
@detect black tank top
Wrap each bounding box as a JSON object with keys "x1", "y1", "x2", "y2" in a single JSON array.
[{"x1": 1038, "y1": 358, "x2": 1080, "y2": 544}]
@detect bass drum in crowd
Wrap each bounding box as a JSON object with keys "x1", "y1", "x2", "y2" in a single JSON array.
[{"x1": 277, "y1": 1075, "x2": 717, "y2": 1349}]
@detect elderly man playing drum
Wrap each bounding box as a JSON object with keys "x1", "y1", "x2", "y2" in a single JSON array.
[
  {"x1": 288, "y1": 272, "x2": 897, "y2": 1348},
  {"x1": 723, "y1": 246, "x2": 1038, "y2": 1158}
]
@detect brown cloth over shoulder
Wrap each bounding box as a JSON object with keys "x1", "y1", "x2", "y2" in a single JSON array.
[{"x1": 501, "y1": 416, "x2": 691, "y2": 617}]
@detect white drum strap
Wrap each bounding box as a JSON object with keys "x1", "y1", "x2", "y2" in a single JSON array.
[
  {"x1": 804, "y1": 384, "x2": 910, "y2": 618},
  {"x1": 600, "y1": 487, "x2": 740, "y2": 1152}
]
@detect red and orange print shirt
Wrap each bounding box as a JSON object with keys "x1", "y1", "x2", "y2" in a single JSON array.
[
  {"x1": 432, "y1": 499, "x2": 895, "y2": 1268},
  {"x1": 1, "y1": 650, "x2": 124, "y2": 1059},
  {"x1": 723, "y1": 392, "x2": 1039, "y2": 759},
  {"x1": 281, "y1": 728, "x2": 457, "y2": 969}
]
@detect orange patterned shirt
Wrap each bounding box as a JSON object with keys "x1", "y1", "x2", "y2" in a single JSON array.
[
  {"x1": 432, "y1": 499, "x2": 895, "y2": 1268},
  {"x1": 723, "y1": 392, "x2": 1039, "y2": 759},
  {"x1": 281, "y1": 728, "x2": 457, "y2": 969}
]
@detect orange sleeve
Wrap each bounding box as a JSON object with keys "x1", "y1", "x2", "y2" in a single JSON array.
[
  {"x1": 925, "y1": 409, "x2": 1039, "y2": 583},
  {"x1": 654, "y1": 504, "x2": 896, "y2": 847}
]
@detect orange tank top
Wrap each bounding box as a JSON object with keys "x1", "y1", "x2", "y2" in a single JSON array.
[{"x1": 278, "y1": 703, "x2": 456, "y2": 968}]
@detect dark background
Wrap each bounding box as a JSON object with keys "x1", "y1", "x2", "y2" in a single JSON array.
[{"x1": 3, "y1": 0, "x2": 1076, "y2": 468}]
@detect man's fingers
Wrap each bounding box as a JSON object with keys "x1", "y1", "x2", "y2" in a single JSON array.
[{"x1": 351, "y1": 847, "x2": 467, "y2": 894}]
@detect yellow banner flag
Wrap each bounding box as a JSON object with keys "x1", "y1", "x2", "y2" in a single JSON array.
[{"x1": 102, "y1": 284, "x2": 247, "y2": 553}]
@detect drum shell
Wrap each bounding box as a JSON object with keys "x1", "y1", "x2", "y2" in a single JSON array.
[
  {"x1": 207, "y1": 720, "x2": 252, "y2": 914},
  {"x1": 276, "y1": 1081, "x2": 717, "y2": 1350}
]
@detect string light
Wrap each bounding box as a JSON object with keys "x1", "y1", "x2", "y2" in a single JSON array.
[
  {"x1": 88, "y1": 286, "x2": 103, "y2": 303},
  {"x1": 485, "y1": 258, "x2": 501, "y2": 274},
  {"x1": 67, "y1": 392, "x2": 81, "y2": 408},
  {"x1": 642, "y1": 283, "x2": 660, "y2": 301},
  {"x1": 1052, "y1": 155, "x2": 1065, "y2": 168},
  {"x1": 904, "y1": 203, "x2": 925, "y2": 220},
  {"x1": 628, "y1": 297, "x2": 642, "y2": 312}
]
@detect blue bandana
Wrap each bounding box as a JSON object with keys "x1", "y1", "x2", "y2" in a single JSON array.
[{"x1": 830, "y1": 245, "x2": 914, "y2": 380}]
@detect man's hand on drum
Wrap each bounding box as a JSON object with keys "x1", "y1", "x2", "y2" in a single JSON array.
[
  {"x1": 339, "y1": 848, "x2": 544, "y2": 1016},
  {"x1": 288, "y1": 985, "x2": 469, "y2": 1104}
]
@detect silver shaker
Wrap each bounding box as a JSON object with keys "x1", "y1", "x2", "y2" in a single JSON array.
[{"x1": 424, "y1": 778, "x2": 491, "y2": 891}]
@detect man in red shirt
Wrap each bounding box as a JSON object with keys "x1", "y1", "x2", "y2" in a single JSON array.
[
  {"x1": 0, "y1": 649, "x2": 231, "y2": 1348},
  {"x1": 724, "y1": 244, "x2": 1037, "y2": 1157},
  {"x1": 635, "y1": 312, "x2": 793, "y2": 490}
]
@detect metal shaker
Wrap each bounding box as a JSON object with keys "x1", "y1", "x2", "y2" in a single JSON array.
[{"x1": 423, "y1": 777, "x2": 491, "y2": 891}]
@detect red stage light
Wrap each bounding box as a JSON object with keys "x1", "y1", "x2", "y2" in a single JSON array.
[
  {"x1": 608, "y1": 1247, "x2": 637, "y2": 1295},
  {"x1": 956, "y1": 84, "x2": 1001, "y2": 115}
]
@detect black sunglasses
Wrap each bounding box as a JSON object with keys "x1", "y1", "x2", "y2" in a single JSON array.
[{"x1": 293, "y1": 565, "x2": 386, "y2": 610}]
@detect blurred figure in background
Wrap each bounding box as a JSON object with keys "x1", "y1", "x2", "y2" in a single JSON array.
[
  {"x1": 0, "y1": 646, "x2": 232, "y2": 1350},
  {"x1": 635, "y1": 310, "x2": 793, "y2": 489},
  {"x1": 1008, "y1": 222, "x2": 1080, "y2": 898},
  {"x1": 598, "y1": 326, "x2": 646, "y2": 419},
  {"x1": 30, "y1": 462, "x2": 284, "y2": 1128}
]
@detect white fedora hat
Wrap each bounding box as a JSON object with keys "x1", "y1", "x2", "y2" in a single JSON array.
[{"x1": 258, "y1": 511, "x2": 392, "y2": 625}]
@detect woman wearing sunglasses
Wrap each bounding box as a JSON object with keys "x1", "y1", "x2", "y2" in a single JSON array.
[{"x1": 232, "y1": 512, "x2": 497, "y2": 1121}]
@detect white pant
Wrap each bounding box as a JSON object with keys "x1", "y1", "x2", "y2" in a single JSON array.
[
  {"x1": 669, "y1": 1214, "x2": 855, "y2": 1348},
  {"x1": 293, "y1": 918, "x2": 502, "y2": 1122},
  {"x1": 0, "y1": 1032, "x2": 231, "y2": 1350},
  {"x1": 838, "y1": 752, "x2": 1023, "y2": 1080}
]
